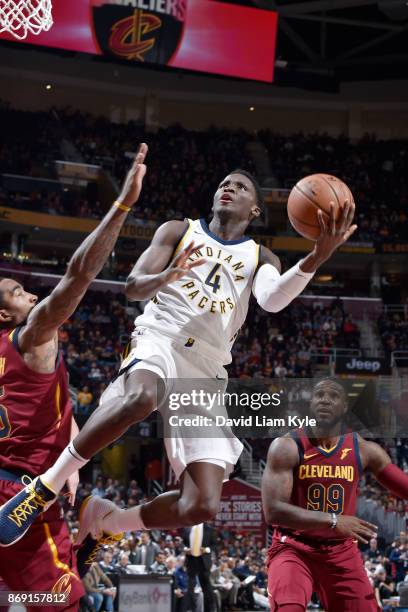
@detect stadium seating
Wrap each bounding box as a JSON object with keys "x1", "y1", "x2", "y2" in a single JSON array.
[{"x1": 1, "y1": 105, "x2": 408, "y2": 246}]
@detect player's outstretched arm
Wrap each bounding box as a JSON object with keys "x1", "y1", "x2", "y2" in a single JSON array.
[
  {"x1": 253, "y1": 246, "x2": 313, "y2": 313},
  {"x1": 362, "y1": 438, "x2": 408, "y2": 499},
  {"x1": 125, "y1": 222, "x2": 206, "y2": 301},
  {"x1": 262, "y1": 437, "x2": 377, "y2": 542},
  {"x1": 20, "y1": 144, "x2": 148, "y2": 350}
]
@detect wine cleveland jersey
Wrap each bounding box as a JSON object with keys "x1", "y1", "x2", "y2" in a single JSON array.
[
  {"x1": 0, "y1": 327, "x2": 72, "y2": 475},
  {"x1": 275, "y1": 428, "x2": 363, "y2": 541}
]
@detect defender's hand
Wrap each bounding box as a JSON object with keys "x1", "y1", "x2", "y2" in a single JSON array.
[
  {"x1": 313, "y1": 200, "x2": 357, "y2": 263},
  {"x1": 335, "y1": 515, "x2": 377, "y2": 544},
  {"x1": 161, "y1": 241, "x2": 206, "y2": 284},
  {"x1": 117, "y1": 143, "x2": 148, "y2": 209}
]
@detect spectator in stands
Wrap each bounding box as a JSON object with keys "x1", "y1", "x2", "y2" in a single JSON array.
[
  {"x1": 230, "y1": 558, "x2": 256, "y2": 609},
  {"x1": 389, "y1": 541, "x2": 408, "y2": 583},
  {"x1": 343, "y1": 313, "x2": 359, "y2": 342},
  {"x1": 251, "y1": 562, "x2": 269, "y2": 609},
  {"x1": 228, "y1": 537, "x2": 245, "y2": 560},
  {"x1": 91, "y1": 476, "x2": 105, "y2": 498},
  {"x1": 378, "y1": 310, "x2": 408, "y2": 357},
  {"x1": 149, "y1": 551, "x2": 168, "y2": 575},
  {"x1": 211, "y1": 559, "x2": 240, "y2": 610},
  {"x1": 99, "y1": 549, "x2": 115, "y2": 574},
  {"x1": 166, "y1": 556, "x2": 178, "y2": 575},
  {"x1": 398, "y1": 579, "x2": 408, "y2": 609},
  {"x1": 367, "y1": 538, "x2": 383, "y2": 562},
  {"x1": 117, "y1": 537, "x2": 137, "y2": 564},
  {"x1": 82, "y1": 563, "x2": 116, "y2": 612},
  {"x1": 373, "y1": 566, "x2": 395, "y2": 607},
  {"x1": 103, "y1": 477, "x2": 116, "y2": 498},
  {"x1": 77, "y1": 385, "x2": 93, "y2": 411},
  {"x1": 127, "y1": 479, "x2": 143, "y2": 499},
  {"x1": 114, "y1": 552, "x2": 131, "y2": 575},
  {"x1": 134, "y1": 531, "x2": 160, "y2": 570},
  {"x1": 89, "y1": 361, "x2": 103, "y2": 381},
  {"x1": 174, "y1": 557, "x2": 195, "y2": 612}
]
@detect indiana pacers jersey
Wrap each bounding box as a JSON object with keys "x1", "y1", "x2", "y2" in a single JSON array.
[{"x1": 134, "y1": 218, "x2": 260, "y2": 364}]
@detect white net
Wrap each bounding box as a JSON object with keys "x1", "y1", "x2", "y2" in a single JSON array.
[{"x1": 0, "y1": 0, "x2": 53, "y2": 40}]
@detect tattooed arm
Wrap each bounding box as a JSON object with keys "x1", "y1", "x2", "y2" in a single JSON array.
[{"x1": 18, "y1": 144, "x2": 148, "y2": 372}]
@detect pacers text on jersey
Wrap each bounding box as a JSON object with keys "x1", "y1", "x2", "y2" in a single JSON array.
[{"x1": 181, "y1": 247, "x2": 247, "y2": 315}]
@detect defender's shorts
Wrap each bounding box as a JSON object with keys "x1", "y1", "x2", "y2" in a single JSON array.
[
  {"x1": 99, "y1": 327, "x2": 243, "y2": 480},
  {"x1": 0, "y1": 478, "x2": 84, "y2": 611},
  {"x1": 267, "y1": 534, "x2": 379, "y2": 612}
]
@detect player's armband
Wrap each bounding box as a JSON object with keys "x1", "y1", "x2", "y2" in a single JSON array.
[
  {"x1": 376, "y1": 463, "x2": 408, "y2": 499},
  {"x1": 252, "y1": 262, "x2": 314, "y2": 313}
]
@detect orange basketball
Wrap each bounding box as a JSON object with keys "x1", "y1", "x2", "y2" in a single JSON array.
[{"x1": 287, "y1": 173, "x2": 355, "y2": 241}]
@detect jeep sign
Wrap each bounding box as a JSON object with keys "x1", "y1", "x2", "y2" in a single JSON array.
[{"x1": 336, "y1": 357, "x2": 391, "y2": 376}]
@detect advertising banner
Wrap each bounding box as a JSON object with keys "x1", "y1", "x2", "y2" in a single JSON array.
[
  {"x1": 214, "y1": 478, "x2": 266, "y2": 545},
  {"x1": 119, "y1": 576, "x2": 172, "y2": 612},
  {"x1": 336, "y1": 356, "x2": 391, "y2": 376}
]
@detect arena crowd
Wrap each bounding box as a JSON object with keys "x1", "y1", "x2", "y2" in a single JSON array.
[{"x1": 1, "y1": 104, "x2": 408, "y2": 245}]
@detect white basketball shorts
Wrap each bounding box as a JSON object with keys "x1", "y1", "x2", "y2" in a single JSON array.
[{"x1": 99, "y1": 327, "x2": 243, "y2": 481}]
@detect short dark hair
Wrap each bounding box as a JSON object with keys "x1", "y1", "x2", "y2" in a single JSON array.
[
  {"x1": 229, "y1": 169, "x2": 264, "y2": 211},
  {"x1": 313, "y1": 377, "x2": 347, "y2": 401}
]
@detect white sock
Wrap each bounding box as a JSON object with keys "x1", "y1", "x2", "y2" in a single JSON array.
[
  {"x1": 100, "y1": 504, "x2": 146, "y2": 534},
  {"x1": 42, "y1": 443, "x2": 89, "y2": 493}
]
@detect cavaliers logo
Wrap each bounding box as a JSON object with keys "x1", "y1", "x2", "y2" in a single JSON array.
[
  {"x1": 340, "y1": 448, "x2": 352, "y2": 460},
  {"x1": 92, "y1": 1, "x2": 187, "y2": 65},
  {"x1": 52, "y1": 573, "x2": 72, "y2": 597}
]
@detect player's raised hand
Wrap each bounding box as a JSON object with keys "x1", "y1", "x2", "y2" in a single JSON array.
[
  {"x1": 313, "y1": 199, "x2": 357, "y2": 262},
  {"x1": 162, "y1": 241, "x2": 206, "y2": 284},
  {"x1": 117, "y1": 143, "x2": 148, "y2": 209},
  {"x1": 335, "y1": 515, "x2": 378, "y2": 544}
]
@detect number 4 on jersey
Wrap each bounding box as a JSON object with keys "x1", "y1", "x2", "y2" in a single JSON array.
[{"x1": 205, "y1": 263, "x2": 222, "y2": 294}]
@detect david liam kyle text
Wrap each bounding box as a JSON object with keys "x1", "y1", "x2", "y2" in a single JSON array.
[{"x1": 168, "y1": 415, "x2": 317, "y2": 428}]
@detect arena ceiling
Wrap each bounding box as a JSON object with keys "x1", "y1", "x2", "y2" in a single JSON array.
[
  {"x1": 0, "y1": 1, "x2": 406, "y2": 94},
  {"x1": 249, "y1": 0, "x2": 408, "y2": 90}
]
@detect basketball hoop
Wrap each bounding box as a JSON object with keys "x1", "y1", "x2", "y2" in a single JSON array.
[{"x1": 0, "y1": 0, "x2": 53, "y2": 40}]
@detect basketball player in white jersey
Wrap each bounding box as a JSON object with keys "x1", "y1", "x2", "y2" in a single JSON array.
[{"x1": 0, "y1": 152, "x2": 356, "y2": 558}]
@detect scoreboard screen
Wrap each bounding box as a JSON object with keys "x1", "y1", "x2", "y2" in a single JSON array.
[{"x1": 0, "y1": 0, "x2": 278, "y2": 83}]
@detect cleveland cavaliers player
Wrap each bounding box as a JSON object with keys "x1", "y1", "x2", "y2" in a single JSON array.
[
  {"x1": 0, "y1": 144, "x2": 148, "y2": 605},
  {"x1": 1, "y1": 158, "x2": 357, "y2": 560},
  {"x1": 263, "y1": 378, "x2": 408, "y2": 612}
]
